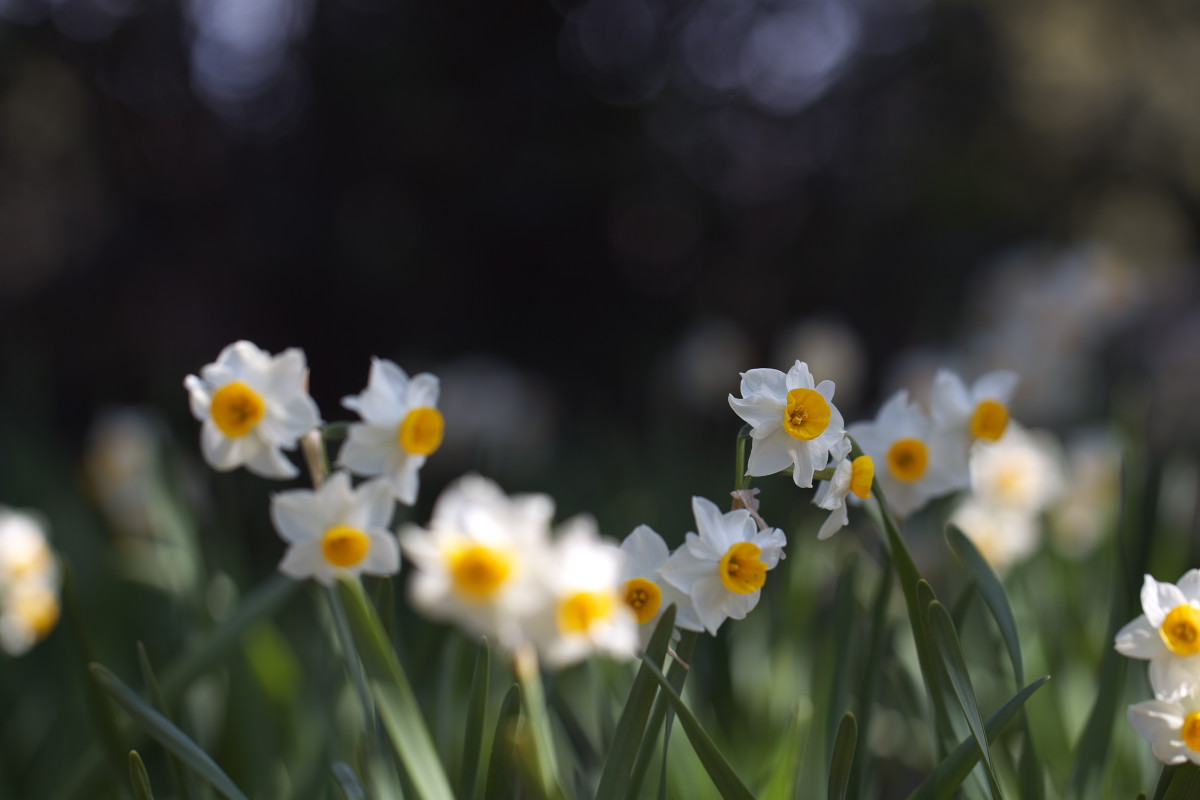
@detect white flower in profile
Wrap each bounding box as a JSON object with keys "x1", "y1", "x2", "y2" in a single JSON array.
[
  {"x1": 0, "y1": 508, "x2": 60, "y2": 656},
  {"x1": 931, "y1": 369, "x2": 1019, "y2": 450},
  {"x1": 270, "y1": 472, "x2": 399, "y2": 586},
  {"x1": 184, "y1": 341, "x2": 321, "y2": 479},
  {"x1": 339, "y1": 358, "x2": 444, "y2": 505},
  {"x1": 400, "y1": 474, "x2": 554, "y2": 650},
  {"x1": 619, "y1": 525, "x2": 702, "y2": 645},
  {"x1": 1128, "y1": 690, "x2": 1200, "y2": 765},
  {"x1": 658, "y1": 497, "x2": 786, "y2": 635},
  {"x1": 967, "y1": 423, "x2": 1064, "y2": 515},
  {"x1": 847, "y1": 390, "x2": 968, "y2": 518},
  {"x1": 0, "y1": 508, "x2": 56, "y2": 585},
  {"x1": 812, "y1": 437, "x2": 875, "y2": 540},
  {"x1": 0, "y1": 581, "x2": 61, "y2": 656},
  {"x1": 1115, "y1": 572, "x2": 1200, "y2": 701},
  {"x1": 526, "y1": 516, "x2": 638, "y2": 667},
  {"x1": 728, "y1": 361, "x2": 845, "y2": 488}
]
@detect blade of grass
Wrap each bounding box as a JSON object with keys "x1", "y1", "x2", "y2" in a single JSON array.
[
  {"x1": 137, "y1": 643, "x2": 194, "y2": 800},
  {"x1": 629, "y1": 630, "x2": 699, "y2": 798},
  {"x1": 128, "y1": 751, "x2": 154, "y2": 800},
  {"x1": 828, "y1": 712, "x2": 857, "y2": 800},
  {"x1": 332, "y1": 762, "x2": 368, "y2": 800},
  {"x1": 1161, "y1": 763, "x2": 1200, "y2": 800},
  {"x1": 848, "y1": 553, "x2": 893, "y2": 800},
  {"x1": 945, "y1": 526, "x2": 1024, "y2": 687},
  {"x1": 483, "y1": 684, "x2": 523, "y2": 800},
  {"x1": 90, "y1": 663, "x2": 249, "y2": 800},
  {"x1": 461, "y1": 638, "x2": 491, "y2": 800},
  {"x1": 1152, "y1": 765, "x2": 1178, "y2": 800}
]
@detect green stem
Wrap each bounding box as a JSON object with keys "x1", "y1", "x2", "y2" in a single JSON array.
[
  {"x1": 326, "y1": 583, "x2": 382, "y2": 770},
  {"x1": 735, "y1": 424, "x2": 752, "y2": 491},
  {"x1": 512, "y1": 646, "x2": 565, "y2": 800}
]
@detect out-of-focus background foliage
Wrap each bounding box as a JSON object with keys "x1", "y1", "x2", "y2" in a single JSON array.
[{"x1": 4, "y1": 0, "x2": 1200, "y2": 796}]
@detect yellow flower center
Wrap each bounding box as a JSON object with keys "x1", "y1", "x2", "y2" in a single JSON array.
[
  {"x1": 887, "y1": 438, "x2": 929, "y2": 482},
  {"x1": 622, "y1": 577, "x2": 663, "y2": 625},
  {"x1": 970, "y1": 399, "x2": 1009, "y2": 442},
  {"x1": 850, "y1": 455, "x2": 874, "y2": 498},
  {"x1": 398, "y1": 407, "x2": 445, "y2": 456},
  {"x1": 321, "y1": 525, "x2": 371, "y2": 568},
  {"x1": 719, "y1": 541, "x2": 768, "y2": 594},
  {"x1": 1184, "y1": 712, "x2": 1200, "y2": 753},
  {"x1": 557, "y1": 591, "x2": 616, "y2": 634},
  {"x1": 1161, "y1": 605, "x2": 1200, "y2": 656},
  {"x1": 784, "y1": 388, "x2": 832, "y2": 441},
  {"x1": 13, "y1": 586, "x2": 60, "y2": 638},
  {"x1": 210, "y1": 381, "x2": 266, "y2": 438},
  {"x1": 448, "y1": 544, "x2": 513, "y2": 601}
]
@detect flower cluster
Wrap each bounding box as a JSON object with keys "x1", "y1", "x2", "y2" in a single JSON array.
[
  {"x1": 0, "y1": 508, "x2": 60, "y2": 657},
  {"x1": 1118, "y1": 571, "x2": 1200, "y2": 765}
]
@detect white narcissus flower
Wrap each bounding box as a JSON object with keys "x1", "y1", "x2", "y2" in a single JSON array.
[
  {"x1": 967, "y1": 423, "x2": 1064, "y2": 516},
  {"x1": 270, "y1": 472, "x2": 399, "y2": 586},
  {"x1": 812, "y1": 437, "x2": 874, "y2": 540},
  {"x1": 184, "y1": 341, "x2": 321, "y2": 479},
  {"x1": 1128, "y1": 691, "x2": 1200, "y2": 765},
  {"x1": 847, "y1": 390, "x2": 968, "y2": 518},
  {"x1": 0, "y1": 508, "x2": 60, "y2": 656},
  {"x1": 1115, "y1": 572, "x2": 1200, "y2": 701},
  {"x1": 619, "y1": 525, "x2": 702, "y2": 645},
  {"x1": 931, "y1": 369, "x2": 1019, "y2": 450},
  {"x1": 950, "y1": 498, "x2": 1039, "y2": 575},
  {"x1": 339, "y1": 358, "x2": 444, "y2": 505},
  {"x1": 728, "y1": 361, "x2": 846, "y2": 488},
  {"x1": 658, "y1": 497, "x2": 786, "y2": 636},
  {"x1": 400, "y1": 474, "x2": 554, "y2": 650}
]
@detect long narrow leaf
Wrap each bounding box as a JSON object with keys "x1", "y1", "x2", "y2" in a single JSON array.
[
  {"x1": 1161, "y1": 763, "x2": 1200, "y2": 800},
  {"x1": 629, "y1": 630, "x2": 699, "y2": 798},
  {"x1": 90, "y1": 664, "x2": 249, "y2": 800},
  {"x1": 638, "y1": 652, "x2": 755, "y2": 800},
  {"x1": 828, "y1": 713, "x2": 857, "y2": 800},
  {"x1": 483, "y1": 684, "x2": 523, "y2": 800},
  {"x1": 848, "y1": 554, "x2": 893, "y2": 800},
  {"x1": 1152, "y1": 765, "x2": 1178, "y2": 800},
  {"x1": 128, "y1": 751, "x2": 154, "y2": 800},
  {"x1": 331, "y1": 762, "x2": 367, "y2": 800},
  {"x1": 137, "y1": 643, "x2": 194, "y2": 800},
  {"x1": 946, "y1": 525, "x2": 1024, "y2": 687},
  {"x1": 461, "y1": 638, "x2": 491, "y2": 800}
]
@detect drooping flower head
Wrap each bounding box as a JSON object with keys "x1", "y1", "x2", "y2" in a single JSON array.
[
  {"x1": 847, "y1": 390, "x2": 967, "y2": 518},
  {"x1": 728, "y1": 361, "x2": 846, "y2": 488},
  {"x1": 0, "y1": 508, "x2": 60, "y2": 656},
  {"x1": 1115, "y1": 572, "x2": 1200, "y2": 701},
  {"x1": 658, "y1": 497, "x2": 787, "y2": 635},
  {"x1": 339, "y1": 358, "x2": 444, "y2": 505},
  {"x1": 1128, "y1": 691, "x2": 1200, "y2": 765},
  {"x1": 400, "y1": 474, "x2": 554, "y2": 650},
  {"x1": 931, "y1": 369, "x2": 1019, "y2": 450},
  {"x1": 184, "y1": 341, "x2": 321, "y2": 479},
  {"x1": 812, "y1": 436, "x2": 874, "y2": 540},
  {"x1": 270, "y1": 472, "x2": 399, "y2": 586},
  {"x1": 618, "y1": 525, "x2": 702, "y2": 645}
]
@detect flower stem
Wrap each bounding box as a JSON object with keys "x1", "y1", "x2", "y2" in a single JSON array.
[{"x1": 734, "y1": 424, "x2": 752, "y2": 491}]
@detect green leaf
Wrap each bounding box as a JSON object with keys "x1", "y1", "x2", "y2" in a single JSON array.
[
  {"x1": 90, "y1": 664, "x2": 249, "y2": 800},
  {"x1": 596, "y1": 605, "x2": 677, "y2": 798},
  {"x1": 128, "y1": 751, "x2": 154, "y2": 800},
  {"x1": 906, "y1": 676, "x2": 1050, "y2": 800},
  {"x1": 332, "y1": 762, "x2": 368, "y2": 800},
  {"x1": 337, "y1": 578, "x2": 455, "y2": 800},
  {"x1": 637, "y1": 652, "x2": 755, "y2": 800},
  {"x1": 460, "y1": 638, "x2": 491, "y2": 800},
  {"x1": 946, "y1": 525, "x2": 1024, "y2": 687},
  {"x1": 1152, "y1": 765, "x2": 1178, "y2": 800},
  {"x1": 848, "y1": 554, "x2": 893, "y2": 800},
  {"x1": 483, "y1": 684, "x2": 523, "y2": 800},
  {"x1": 828, "y1": 713, "x2": 857, "y2": 800},
  {"x1": 1160, "y1": 763, "x2": 1200, "y2": 800},
  {"x1": 137, "y1": 643, "x2": 194, "y2": 800},
  {"x1": 629, "y1": 630, "x2": 699, "y2": 798},
  {"x1": 926, "y1": 601, "x2": 1001, "y2": 797}
]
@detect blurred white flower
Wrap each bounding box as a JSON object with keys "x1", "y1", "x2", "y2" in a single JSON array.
[
  {"x1": 931, "y1": 369, "x2": 1019, "y2": 449},
  {"x1": 338, "y1": 358, "x2": 444, "y2": 505},
  {"x1": 270, "y1": 471, "x2": 399, "y2": 586},
  {"x1": 950, "y1": 499, "x2": 1039, "y2": 575},
  {"x1": 813, "y1": 436, "x2": 874, "y2": 540},
  {"x1": 1050, "y1": 429, "x2": 1120, "y2": 559},
  {"x1": 1115, "y1": 572, "x2": 1200, "y2": 701},
  {"x1": 728, "y1": 361, "x2": 845, "y2": 488},
  {"x1": 0, "y1": 507, "x2": 60, "y2": 656},
  {"x1": 184, "y1": 341, "x2": 321, "y2": 479},
  {"x1": 968, "y1": 423, "x2": 1064, "y2": 514},
  {"x1": 619, "y1": 524, "x2": 701, "y2": 644},
  {"x1": 1128, "y1": 691, "x2": 1200, "y2": 765},
  {"x1": 658, "y1": 497, "x2": 786, "y2": 635}
]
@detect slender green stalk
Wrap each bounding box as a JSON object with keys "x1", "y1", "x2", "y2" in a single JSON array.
[
  {"x1": 512, "y1": 645, "x2": 566, "y2": 800},
  {"x1": 735, "y1": 424, "x2": 753, "y2": 491},
  {"x1": 326, "y1": 583, "x2": 383, "y2": 774}
]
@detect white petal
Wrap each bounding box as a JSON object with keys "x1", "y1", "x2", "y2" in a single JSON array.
[
  {"x1": 1178, "y1": 570, "x2": 1200, "y2": 604},
  {"x1": 619, "y1": 525, "x2": 670, "y2": 578},
  {"x1": 789, "y1": 441, "x2": 821, "y2": 488},
  {"x1": 729, "y1": 394, "x2": 785, "y2": 432},
  {"x1": 657, "y1": 547, "x2": 715, "y2": 594},
  {"x1": 278, "y1": 540, "x2": 322, "y2": 582},
  {"x1": 738, "y1": 368, "x2": 787, "y2": 401},
  {"x1": 972, "y1": 371, "x2": 1018, "y2": 404},
  {"x1": 930, "y1": 369, "x2": 971, "y2": 422},
  {"x1": 201, "y1": 423, "x2": 252, "y2": 471},
  {"x1": 347, "y1": 479, "x2": 396, "y2": 530},
  {"x1": 746, "y1": 430, "x2": 794, "y2": 477},
  {"x1": 406, "y1": 373, "x2": 440, "y2": 408},
  {"x1": 818, "y1": 506, "x2": 849, "y2": 540},
  {"x1": 1114, "y1": 615, "x2": 1165, "y2": 659},
  {"x1": 1129, "y1": 699, "x2": 1187, "y2": 764},
  {"x1": 1144, "y1": 575, "x2": 1187, "y2": 627},
  {"x1": 184, "y1": 375, "x2": 211, "y2": 421},
  {"x1": 361, "y1": 532, "x2": 401, "y2": 577},
  {"x1": 1149, "y1": 654, "x2": 1200, "y2": 701},
  {"x1": 337, "y1": 425, "x2": 396, "y2": 476},
  {"x1": 387, "y1": 453, "x2": 421, "y2": 506},
  {"x1": 244, "y1": 442, "x2": 300, "y2": 480},
  {"x1": 784, "y1": 361, "x2": 815, "y2": 391},
  {"x1": 271, "y1": 490, "x2": 324, "y2": 543},
  {"x1": 691, "y1": 576, "x2": 731, "y2": 635}
]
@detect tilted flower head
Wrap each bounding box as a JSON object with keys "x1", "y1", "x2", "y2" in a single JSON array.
[
  {"x1": 931, "y1": 369, "x2": 1019, "y2": 449},
  {"x1": 525, "y1": 516, "x2": 639, "y2": 667},
  {"x1": 339, "y1": 358, "x2": 444, "y2": 505},
  {"x1": 619, "y1": 524, "x2": 702, "y2": 645},
  {"x1": 1128, "y1": 691, "x2": 1200, "y2": 765},
  {"x1": 812, "y1": 436, "x2": 874, "y2": 540},
  {"x1": 967, "y1": 423, "x2": 1064, "y2": 516},
  {"x1": 658, "y1": 497, "x2": 787, "y2": 635},
  {"x1": 184, "y1": 341, "x2": 321, "y2": 479},
  {"x1": 0, "y1": 508, "x2": 60, "y2": 656},
  {"x1": 400, "y1": 474, "x2": 554, "y2": 650},
  {"x1": 1115, "y1": 572, "x2": 1200, "y2": 701},
  {"x1": 847, "y1": 390, "x2": 968, "y2": 518},
  {"x1": 728, "y1": 361, "x2": 846, "y2": 488},
  {"x1": 270, "y1": 471, "x2": 399, "y2": 586}
]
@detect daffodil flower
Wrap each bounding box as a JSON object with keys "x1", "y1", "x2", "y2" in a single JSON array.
[
  {"x1": 812, "y1": 437, "x2": 874, "y2": 540},
  {"x1": 339, "y1": 358, "x2": 444, "y2": 505},
  {"x1": 1128, "y1": 690, "x2": 1200, "y2": 765},
  {"x1": 0, "y1": 507, "x2": 60, "y2": 656},
  {"x1": 619, "y1": 524, "x2": 702, "y2": 645},
  {"x1": 658, "y1": 497, "x2": 786, "y2": 635},
  {"x1": 931, "y1": 368, "x2": 1019, "y2": 449},
  {"x1": 728, "y1": 361, "x2": 845, "y2": 488},
  {"x1": 1116, "y1": 572, "x2": 1200, "y2": 701},
  {"x1": 184, "y1": 341, "x2": 321, "y2": 479},
  {"x1": 270, "y1": 472, "x2": 399, "y2": 586}
]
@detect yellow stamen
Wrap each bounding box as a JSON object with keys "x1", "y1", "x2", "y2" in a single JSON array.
[
  {"x1": 558, "y1": 591, "x2": 616, "y2": 634},
  {"x1": 850, "y1": 455, "x2": 874, "y2": 498},
  {"x1": 210, "y1": 381, "x2": 266, "y2": 438},
  {"x1": 1161, "y1": 605, "x2": 1200, "y2": 656},
  {"x1": 887, "y1": 438, "x2": 929, "y2": 482},
  {"x1": 784, "y1": 388, "x2": 832, "y2": 441},
  {"x1": 448, "y1": 544, "x2": 513, "y2": 601},
  {"x1": 719, "y1": 541, "x2": 767, "y2": 594},
  {"x1": 1184, "y1": 712, "x2": 1200, "y2": 753},
  {"x1": 398, "y1": 407, "x2": 445, "y2": 456},
  {"x1": 970, "y1": 399, "x2": 1009, "y2": 442},
  {"x1": 321, "y1": 525, "x2": 370, "y2": 568},
  {"x1": 622, "y1": 577, "x2": 663, "y2": 625}
]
